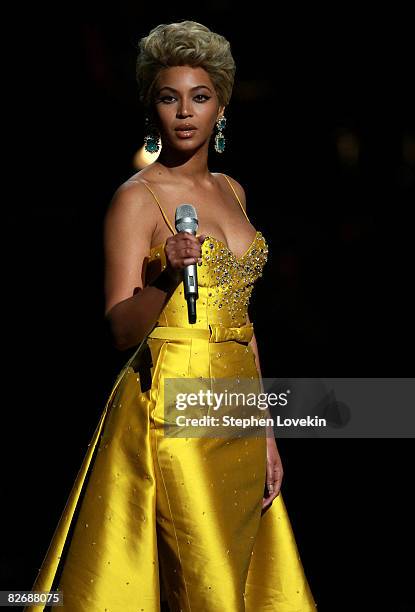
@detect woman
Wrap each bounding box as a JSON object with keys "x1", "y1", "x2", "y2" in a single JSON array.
[{"x1": 26, "y1": 21, "x2": 316, "y2": 612}]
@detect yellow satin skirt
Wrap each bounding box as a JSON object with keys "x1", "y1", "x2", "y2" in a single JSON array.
[{"x1": 26, "y1": 333, "x2": 317, "y2": 611}]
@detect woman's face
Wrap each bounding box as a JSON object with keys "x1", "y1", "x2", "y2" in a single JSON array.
[{"x1": 152, "y1": 65, "x2": 224, "y2": 153}]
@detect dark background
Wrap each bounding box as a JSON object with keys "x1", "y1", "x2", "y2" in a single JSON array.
[{"x1": 2, "y1": 2, "x2": 414, "y2": 611}]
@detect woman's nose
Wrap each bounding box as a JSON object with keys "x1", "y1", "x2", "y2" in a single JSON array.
[{"x1": 176, "y1": 101, "x2": 192, "y2": 118}]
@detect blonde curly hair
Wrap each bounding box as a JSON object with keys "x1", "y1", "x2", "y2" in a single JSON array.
[{"x1": 136, "y1": 20, "x2": 236, "y2": 108}]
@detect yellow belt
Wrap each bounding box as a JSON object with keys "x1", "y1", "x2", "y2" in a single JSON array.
[{"x1": 148, "y1": 322, "x2": 254, "y2": 344}]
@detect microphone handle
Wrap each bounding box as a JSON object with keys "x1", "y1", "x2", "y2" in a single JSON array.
[
  {"x1": 187, "y1": 295, "x2": 197, "y2": 324},
  {"x1": 183, "y1": 262, "x2": 199, "y2": 324}
]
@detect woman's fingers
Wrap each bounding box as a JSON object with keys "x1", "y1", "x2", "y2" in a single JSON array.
[
  {"x1": 166, "y1": 232, "x2": 205, "y2": 268},
  {"x1": 262, "y1": 484, "x2": 280, "y2": 509},
  {"x1": 273, "y1": 466, "x2": 283, "y2": 493},
  {"x1": 262, "y1": 464, "x2": 283, "y2": 509}
]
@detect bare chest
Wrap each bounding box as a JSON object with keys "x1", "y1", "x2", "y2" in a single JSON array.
[{"x1": 150, "y1": 185, "x2": 257, "y2": 259}]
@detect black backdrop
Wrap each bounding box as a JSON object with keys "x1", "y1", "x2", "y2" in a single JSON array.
[{"x1": 2, "y1": 3, "x2": 414, "y2": 611}]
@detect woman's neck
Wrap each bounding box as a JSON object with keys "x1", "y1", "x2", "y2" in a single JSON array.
[{"x1": 155, "y1": 144, "x2": 211, "y2": 183}]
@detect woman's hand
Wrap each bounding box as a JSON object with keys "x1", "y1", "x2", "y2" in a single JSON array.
[
  {"x1": 262, "y1": 437, "x2": 283, "y2": 512},
  {"x1": 164, "y1": 232, "x2": 206, "y2": 282}
]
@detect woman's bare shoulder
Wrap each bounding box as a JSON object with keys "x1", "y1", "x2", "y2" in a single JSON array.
[
  {"x1": 213, "y1": 172, "x2": 247, "y2": 210},
  {"x1": 112, "y1": 167, "x2": 155, "y2": 198},
  {"x1": 106, "y1": 167, "x2": 161, "y2": 220}
]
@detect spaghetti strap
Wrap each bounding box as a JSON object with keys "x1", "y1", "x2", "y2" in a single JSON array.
[
  {"x1": 220, "y1": 173, "x2": 250, "y2": 223},
  {"x1": 142, "y1": 181, "x2": 176, "y2": 236}
]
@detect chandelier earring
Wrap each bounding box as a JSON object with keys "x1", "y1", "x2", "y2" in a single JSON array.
[
  {"x1": 214, "y1": 116, "x2": 227, "y2": 153},
  {"x1": 144, "y1": 116, "x2": 161, "y2": 154}
]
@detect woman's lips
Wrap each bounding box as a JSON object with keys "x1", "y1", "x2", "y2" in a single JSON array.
[{"x1": 175, "y1": 128, "x2": 197, "y2": 138}]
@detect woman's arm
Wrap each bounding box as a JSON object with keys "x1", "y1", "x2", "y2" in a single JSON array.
[
  {"x1": 246, "y1": 313, "x2": 272, "y2": 432},
  {"x1": 247, "y1": 311, "x2": 283, "y2": 508},
  {"x1": 103, "y1": 182, "x2": 179, "y2": 351}
]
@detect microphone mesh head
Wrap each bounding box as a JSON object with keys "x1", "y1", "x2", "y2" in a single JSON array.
[{"x1": 175, "y1": 204, "x2": 198, "y2": 234}]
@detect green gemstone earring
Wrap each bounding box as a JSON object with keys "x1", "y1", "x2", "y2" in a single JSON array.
[
  {"x1": 214, "y1": 116, "x2": 227, "y2": 153},
  {"x1": 144, "y1": 117, "x2": 161, "y2": 154}
]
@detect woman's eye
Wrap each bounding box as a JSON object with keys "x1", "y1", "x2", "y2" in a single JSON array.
[
  {"x1": 159, "y1": 96, "x2": 175, "y2": 104},
  {"x1": 194, "y1": 94, "x2": 210, "y2": 102}
]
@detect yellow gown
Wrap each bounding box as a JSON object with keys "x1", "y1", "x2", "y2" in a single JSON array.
[{"x1": 25, "y1": 174, "x2": 317, "y2": 611}]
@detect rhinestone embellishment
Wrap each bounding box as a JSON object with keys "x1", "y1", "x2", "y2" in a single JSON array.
[{"x1": 204, "y1": 232, "x2": 269, "y2": 322}]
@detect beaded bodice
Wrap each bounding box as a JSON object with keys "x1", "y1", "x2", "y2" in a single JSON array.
[
  {"x1": 141, "y1": 173, "x2": 268, "y2": 330},
  {"x1": 146, "y1": 230, "x2": 268, "y2": 328}
]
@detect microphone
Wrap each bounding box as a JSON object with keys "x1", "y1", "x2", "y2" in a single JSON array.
[{"x1": 175, "y1": 204, "x2": 199, "y2": 324}]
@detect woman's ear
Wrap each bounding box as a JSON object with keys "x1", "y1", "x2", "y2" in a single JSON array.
[{"x1": 217, "y1": 105, "x2": 226, "y2": 120}]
